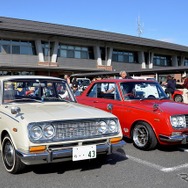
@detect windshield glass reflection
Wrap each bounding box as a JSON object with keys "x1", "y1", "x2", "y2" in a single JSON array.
[
  {"x1": 120, "y1": 82, "x2": 167, "y2": 100},
  {"x1": 3, "y1": 79, "x2": 75, "y2": 103}
]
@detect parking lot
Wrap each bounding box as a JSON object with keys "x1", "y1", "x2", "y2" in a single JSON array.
[{"x1": 1, "y1": 140, "x2": 188, "y2": 188}]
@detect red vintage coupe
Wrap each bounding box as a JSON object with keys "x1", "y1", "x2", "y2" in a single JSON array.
[{"x1": 77, "y1": 79, "x2": 188, "y2": 150}]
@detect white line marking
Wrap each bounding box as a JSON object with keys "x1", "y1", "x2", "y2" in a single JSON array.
[
  {"x1": 161, "y1": 164, "x2": 188, "y2": 172},
  {"x1": 127, "y1": 155, "x2": 188, "y2": 173}
]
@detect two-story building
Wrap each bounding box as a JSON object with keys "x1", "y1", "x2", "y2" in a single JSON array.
[{"x1": 0, "y1": 16, "x2": 188, "y2": 82}]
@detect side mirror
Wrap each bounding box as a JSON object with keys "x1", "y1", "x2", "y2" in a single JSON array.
[
  {"x1": 11, "y1": 106, "x2": 21, "y2": 114},
  {"x1": 107, "y1": 104, "x2": 113, "y2": 113}
]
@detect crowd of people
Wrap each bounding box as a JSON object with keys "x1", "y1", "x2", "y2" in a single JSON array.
[
  {"x1": 64, "y1": 71, "x2": 188, "y2": 98},
  {"x1": 63, "y1": 74, "x2": 81, "y2": 96},
  {"x1": 63, "y1": 71, "x2": 133, "y2": 96}
]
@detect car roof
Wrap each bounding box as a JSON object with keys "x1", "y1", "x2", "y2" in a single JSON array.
[
  {"x1": 92, "y1": 78, "x2": 156, "y2": 83},
  {"x1": 0, "y1": 75, "x2": 64, "y2": 81}
]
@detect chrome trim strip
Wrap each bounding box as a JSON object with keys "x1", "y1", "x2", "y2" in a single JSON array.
[
  {"x1": 0, "y1": 111, "x2": 19, "y2": 122},
  {"x1": 159, "y1": 134, "x2": 188, "y2": 143}
]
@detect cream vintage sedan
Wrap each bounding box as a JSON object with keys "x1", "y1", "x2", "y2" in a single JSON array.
[{"x1": 0, "y1": 75, "x2": 125, "y2": 174}]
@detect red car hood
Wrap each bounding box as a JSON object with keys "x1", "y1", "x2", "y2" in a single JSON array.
[{"x1": 131, "y1": 99, "x2": 188, "y2": 115}]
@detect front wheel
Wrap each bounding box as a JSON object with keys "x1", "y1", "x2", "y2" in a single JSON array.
[
  {"x1": 174, "y1": 94, "x2": 183, "y2": 102},
  {"x1": 132, "y1": 122, "x2": 157, "y2": 150},
  {"x1": 1, "y1": 135, "x2": 25, "y2": 174}
]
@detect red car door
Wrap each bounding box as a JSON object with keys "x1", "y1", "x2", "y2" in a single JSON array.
[{"x1": 77, "y1": 81, "x2": 127, "y2": 134}]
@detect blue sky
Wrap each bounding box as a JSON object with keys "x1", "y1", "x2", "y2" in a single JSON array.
[{"x1": 1, "y1": 0, "x2": 188, "y2": 46}]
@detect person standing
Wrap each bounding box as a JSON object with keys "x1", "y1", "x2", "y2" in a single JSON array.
[
  {"x1": 182, "y1": 73, "x2": 188, "y2": 89},
  {"x1": 72, "y1": 83, "x2": 81, "y2": 96},
  {"x1": 165, "y1": 75, "x2": 176, "y2": 99},
  {"x1": 64, "y1": 74, "x2": 71, "y2": 86},
  {"x1": 119, "y1": 70, "x2": 132, "y2": 79}
]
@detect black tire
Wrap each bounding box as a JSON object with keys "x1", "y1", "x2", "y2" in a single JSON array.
[
  {"x1": 1, "y1": 134, "x2": 25, "y2": 174},
  {"x1": 174, "y1": 94, "x2": 183, "y2": 102},
  {"x1": 132, "y1": 122, "x2": 158, "y2": 150}
]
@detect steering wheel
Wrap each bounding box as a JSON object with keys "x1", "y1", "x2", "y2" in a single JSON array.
[
  {"x1": 124, "y1": 93, "x2": 135, "y2": 99},
  {"x1": 147, "y1": 95, "x2": 156, "y2": 99}
]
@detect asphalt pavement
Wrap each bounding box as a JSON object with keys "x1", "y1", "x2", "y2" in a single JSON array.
[{"x1": 1, "y1": 141, "x2": 188, "y2": 188}]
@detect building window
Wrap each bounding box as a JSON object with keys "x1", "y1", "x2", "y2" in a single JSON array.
[
  {"x1": 12, "y1": 46, "x2": 20, "y2": 54},
  {"x1": 153, "y1": 55, "x2": 171, "y2": 66},
  {"x1": 184, "y1": 59, "x2": 188, "y2": 66},
  {"x1": 2, "y1": 45, "x2": 10, "y2": 54},
  {"x1": 58, "y1": 44, "x2": 94, "y2": 59},
  {"x1": 0, "y1": 39, "x2": 36, "y2": 55},
  {"x1": 112, "y1": 50, "x2": 136, "y2": 63}
]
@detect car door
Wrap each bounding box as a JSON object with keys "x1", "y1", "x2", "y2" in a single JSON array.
[{"x1": 78, "y1": 81, "x2": 126, "y2": 128}]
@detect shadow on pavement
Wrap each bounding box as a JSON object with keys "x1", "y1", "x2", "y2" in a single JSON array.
[{"x1": 22, "y1": 150, "x2": 128, "y2": 174}]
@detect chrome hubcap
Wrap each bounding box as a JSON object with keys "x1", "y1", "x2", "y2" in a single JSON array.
[
  {"x1": 4, "y1": 140, "x2": 14, "y2": 167},
  {"x1": 133, "y1": 125, "x2": 148, "y2": 147},
  {"x1": 175, "y1": 95, "x2": 182, "y2": 102}
]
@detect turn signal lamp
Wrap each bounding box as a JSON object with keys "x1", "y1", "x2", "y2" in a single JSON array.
[
  {"x1": 110, "y1": 137, "x2": 122, "y2": 144},
  {"x1": 29, "y1": 145, "x2": 46, "y2": 153}
]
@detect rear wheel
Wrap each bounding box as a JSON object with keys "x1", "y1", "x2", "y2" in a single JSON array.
[
  {"x1": 132, "y1": 122, "x2": 157, "y2": 150},
  {"x1": 174, "y1": 94, "x2": 183, "y2": 102},
  {"x1": 2, "y1": 135, "x2": 25, "y2": 174}
]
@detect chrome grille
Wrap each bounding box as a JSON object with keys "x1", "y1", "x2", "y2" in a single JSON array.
[
  {"x1": 52, "y1": 120, "x2": 106, "y2": 141},
  {"x1": 185, "y1": 115, "x2": 188, "y2": 127}
]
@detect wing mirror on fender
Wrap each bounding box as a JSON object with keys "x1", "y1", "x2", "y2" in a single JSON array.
[
  {"x1": 11, "y1": 106, "x2": 21, "y2": 114},
  {"x1": 107, "y1": 104, "x2": 113, "y2": 113}
]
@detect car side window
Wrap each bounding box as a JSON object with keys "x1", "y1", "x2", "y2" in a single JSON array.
[
  {"x1": 87, "y1": 82, "x2": 121, "y2": 100},
  {"x1": 99, "y1": 82, "x2": 121, "y2": 100},
  {"x1": 87, "y1": 84, "x2": 97, "y2": 97}
]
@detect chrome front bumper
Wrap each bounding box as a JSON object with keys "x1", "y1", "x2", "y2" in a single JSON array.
[
  {"x1": 159, "y1": 134, "x2": 188, "y2": 144},
  {"x1": 16, "y1": 140, "x2": 126, "y2": 165}
]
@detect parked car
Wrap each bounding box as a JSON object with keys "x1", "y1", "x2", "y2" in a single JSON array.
[
  {"x1": 71, "y1": 77, "x2": 91, "y2": 92},
  {"x1": 0, "y1": 75, "x2": 125, "y2": 174},
  {"x1": 162, "y1": 83, "x2": 188, "y2": 103},
  {"x1": 173, "y1": 83, "x2": 188, "y2": 103},
  {"x1": 77, "y1": 79, "x2": 188, "y2": 151},
  {"x1": 76, "y1": 77, "x2": 91, "y2": 89}
]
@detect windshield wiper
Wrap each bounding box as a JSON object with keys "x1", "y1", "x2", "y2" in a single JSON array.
[
  {"x1": 58, "y1": 95, "x2": 71, "y2": 103},
  {"x1": 4, "y1": 98, "x2": 42, "y2": 104}
]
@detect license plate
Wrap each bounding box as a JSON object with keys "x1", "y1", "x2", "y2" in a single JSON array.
[{"x1": 72, "y1": 145, "x2": 96, "y2": 161}]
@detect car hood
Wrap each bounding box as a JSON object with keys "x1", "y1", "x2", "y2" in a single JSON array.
[
  {"x1": 131, "y1": 99, "x2": 188, "y2": 115},
  {"x1": 4, "y1": 102, "x2": 115, "y2": 122}
]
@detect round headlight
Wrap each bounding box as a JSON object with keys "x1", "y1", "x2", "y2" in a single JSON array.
[
  {"x1": 171, "y1": 116, "x2": 186, "y2": 128},
  {"x1": 178, "y1": 116, "x2": 184, "y2": 126},
  {"x1": 171, "y1": 117, "x2": 178, "y2": 127},
  {"x1": 98, "y1": 121, "x2": 108, "y2": 134},
  {"x1": 177, "y1": 116, "x2": 186, "y2": 128},
  {"x1": 43, "y1": 124, "x2": 55, "y2": 138},
  {"x1": 108, "y1": 120, "x2": 118, "y2": 133},
  {"x1": 30, "y1": 126, "x2": 42, "y2": 140}
]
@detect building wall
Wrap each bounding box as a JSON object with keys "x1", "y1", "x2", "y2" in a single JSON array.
[
  {"x1": 0, "y1": 54, "x2": 38, "y2": 66},
  {"x1": 0, "y1": 29, "x2": 188, "y2": 77}
]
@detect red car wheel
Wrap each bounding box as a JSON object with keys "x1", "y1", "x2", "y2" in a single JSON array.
[
  {"x1": 132, "y1": 122, "x2": 158, "y2": 151},
  {"x1": 174, "y1": 94, "x2": 183, "y2": 102}
]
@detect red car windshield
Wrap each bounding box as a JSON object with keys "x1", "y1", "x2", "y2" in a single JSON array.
[{"x1": 120, "y1": 82, "x2": 167, "y2": 100}]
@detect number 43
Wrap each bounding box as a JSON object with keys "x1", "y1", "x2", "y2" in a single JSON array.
[{"x1": 88, "y1": 150, "x2": 96, "y2": 158}]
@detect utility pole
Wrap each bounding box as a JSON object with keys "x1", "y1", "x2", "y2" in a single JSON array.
[{"x1": 137, "y1": 16, "x2": 144, "y2": 37}]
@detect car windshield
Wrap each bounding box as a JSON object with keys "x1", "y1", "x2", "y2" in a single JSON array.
[
  {"x1": 3, "y1": 78, "x2": 76, "y2": 104},
  {"x1": 77, "y1": 79, "x2": 90, "y2": 86},
  {"x1": 120, "y1": 81, "x2": 168, "y2": 100}
]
